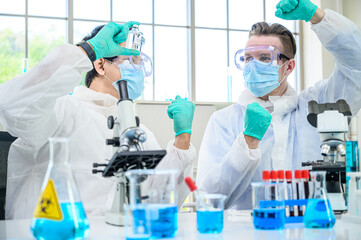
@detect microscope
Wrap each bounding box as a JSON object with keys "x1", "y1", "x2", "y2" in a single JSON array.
[
  {"x1": 302, "y1": 99, "x2": 352, "y2": 212},
  {"x1": 92, "y1": 81, "x2": 166, "y2": 226},
  {"x1": 92, "y1": 25, "x2": 166, "y2": 226}
]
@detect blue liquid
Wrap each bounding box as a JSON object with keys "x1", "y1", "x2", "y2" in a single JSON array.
[
  {"x1": 303, "y1": 199, "x2": 335, "y2": 228},
  {"x1": 197, "y1": 209, "x2": 224, "y2": 234},
  {"x1": 253, "y1": 208, "x2": 285, "y2": 230},
  {"x1": 30, "y1": 202, "x2": 89, "y2": 240},
  {"x1": 133, "y1": 204, "x2": 178, "y2": 239}
]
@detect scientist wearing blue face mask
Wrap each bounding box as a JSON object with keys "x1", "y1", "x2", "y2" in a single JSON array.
[
  {"x1": 0, "y1": 21, "x2": 196, "y2": 219},
  {"x1": 197, "y1": 0, "x2": 361, "y2": 210}
]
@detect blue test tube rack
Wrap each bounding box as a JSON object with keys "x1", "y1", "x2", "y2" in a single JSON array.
[
  {"x1": 284, "y1": 199, "x2": 308, "y2": 224},
  {"x1": 258, "y1": 199, "x2": 308, "y2": 224}
]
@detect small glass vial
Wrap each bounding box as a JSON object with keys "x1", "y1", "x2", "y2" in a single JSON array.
[{"x1": 126, "y1": 24, "x2": 145, "y2": 52}]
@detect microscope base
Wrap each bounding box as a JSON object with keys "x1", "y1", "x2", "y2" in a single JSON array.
[
  {"x1": 342, "y1": 214, "x2": 361, "y2": 224},
  {"x1": 105, "y1": 210, "x2": 125, "y2": 226},
  {"x1": 328, "y1": 193, "x2": 347, "y2": 212}
]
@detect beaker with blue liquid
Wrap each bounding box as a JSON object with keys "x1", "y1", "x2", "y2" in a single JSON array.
[
  {"x1": 30, "y1": 138, "x2": 89, "y2": 240},
  {"x1": 125, "y1": 169, "x2": 178, "y2": 239},
  {"x1": 303, "y1": 171, "x2": 336, "y2": 228},
  {"x1": 251, "y1": 182, "x2": 286, "y2": 230},
  {"x1": 196, "y1": 193, "x2": 226, "y2": 234}
]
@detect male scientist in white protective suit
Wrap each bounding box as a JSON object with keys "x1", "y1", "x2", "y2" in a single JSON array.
[
  {"x1": 197, "y1": 0, "x2": 361, "y2": 209},
  {"x1": 0, "y1": 21, "x2": 196, "y2": 219}
]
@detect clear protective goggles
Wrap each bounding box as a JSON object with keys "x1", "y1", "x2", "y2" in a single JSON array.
[
  {"x1": 234, "y1": 46, "x2": 290, "y2": 71},
  {"x1": 112, "y1": 52, "x2": 153, "y2": 77}
]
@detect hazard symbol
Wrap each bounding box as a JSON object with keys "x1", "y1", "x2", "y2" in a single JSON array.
[{"x1": 33, "y1": 179, "x2": 63, "y2": 221}]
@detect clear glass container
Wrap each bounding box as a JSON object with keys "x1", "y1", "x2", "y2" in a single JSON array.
[
  {"x1": 30, "y1": 138, "x2": 89, "y2": 240},
  {"x1": 251, "y1": 182, "x2": 285, "y2": 230},
  {"x1": 196, "y1": 193, "x2": 226, "y2": 234},
  {"x1": 125, "y1": 169, "x2": 178, "y2": 239},
  {"x1": 303, "y1": 171, "x2": 336, "y2": 228}
]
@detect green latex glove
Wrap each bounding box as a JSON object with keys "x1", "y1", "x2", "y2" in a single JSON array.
[
  {"x1": 87, "y1": 21, "x2": 140, "y2": 60},
  {"x1": 167, "y1": 95, "x2": 195, "y2": 136},
  {"x1": 243, "y1": 102, "x2": 272, "y2": 141},
  {"x1": 275, "y1": 0, "x2": 318, "y2": 22}
]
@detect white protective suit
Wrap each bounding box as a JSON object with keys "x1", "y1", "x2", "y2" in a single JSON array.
[
  {"x1": 196, "y1": 9, "x2": 361, "y2": 210},
  {"x1": 0, "y1": 45, "x2": 195, "y2": 220}
]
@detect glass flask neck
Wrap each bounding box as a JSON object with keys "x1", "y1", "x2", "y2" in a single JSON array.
[
  {"x1": 311, "y1": 171, "x2": 328, "y2": 199},
  {"x1": 49, "y1": 138, "x2": 70, "y2": 167}
]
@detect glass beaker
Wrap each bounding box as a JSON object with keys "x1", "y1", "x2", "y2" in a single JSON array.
[
  {"x1": 303, "y1": 171, "x2": 336, "y2": 228},
  {"x1": 125, "y1": 169, "x2": 178, "y2": 239},
  {"x1": 30, "y1": 138, "x2": 89, "y2": 240},
  {"x1": 124, "y1": 204, "x2": 151, "y2": 240},
  {"x1": 196, "y1": 193, "x2": 226, "y2": 234},
  {"x1": 251, "y1": 182, "x2": 286, "y2": 230}
]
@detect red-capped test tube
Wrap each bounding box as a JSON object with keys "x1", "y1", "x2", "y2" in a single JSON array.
[
  {"x1": 277, "y1": 170, "x2": 285, "y2": 183},
  {"x1": 270, "y1": 171, "x2": 278, "y2": 200},
  {"x1": 262, "y1": 171, "x2": 270, "y2": 182},
  {"x1": 262, "y1": 171, "x2": 271, "y2": 200},
  {"x1": 295, "y1": 170, "x2": 305, "y2": 216},
  {"x1": 302, "y1": 170, "x2": 310, "y2": 199},
  {"x1": 285, "y1": 170, "x2": 295, "y2": 217}
]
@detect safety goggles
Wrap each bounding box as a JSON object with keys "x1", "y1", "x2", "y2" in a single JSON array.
[
  {"x1": 112, "y1": 52, "x2": 153, "y2": 77},
  {"x1": 234, "y1": 46, "x2": 290, "y2": 71}
]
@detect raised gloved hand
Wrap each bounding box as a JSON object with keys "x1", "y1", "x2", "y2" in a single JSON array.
[
  {"x1": 243, "y1": 102, "x2": 272, "y2": 140},
  {"x1": 88, "y1": 21, "x2": 140, "y2": 60},
  {"x1": 275, "y1": 0, "x2": 318, "y2": 22},
  {"x1": 167, "y1": 95, "x2": 195, "y2": 136}
]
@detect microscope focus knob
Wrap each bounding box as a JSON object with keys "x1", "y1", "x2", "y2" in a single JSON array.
[
  {"x1": 106, "y1": 138, "x2": 120, "y2": 146},
  {"x1": 108, "y1": 116, "x2": 114, "y2": 129}
]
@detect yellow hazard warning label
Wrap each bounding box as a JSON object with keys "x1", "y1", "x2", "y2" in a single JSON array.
[{"x1": 33, "y1": 179, "x2": 63, "y2": 221}]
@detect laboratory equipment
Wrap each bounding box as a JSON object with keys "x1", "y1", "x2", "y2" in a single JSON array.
[
  {"x1": 126, "y1": 24, "x2": 145, "y2": 52},
  {"x1": 342, "y1": 172, "x2": 361, "y2": 224},
  {"x1": 125, "y1": 169, "x2": 178, "y2": 238},
  {"x1": 124, "y1": 24, "x2": 152, "y2": 78},
  {"x1": 30, "y1": 138, "x2": 89, "y2": 240},
  {"x1": 251, "y1": 182, "x2": 286, "y2": 230},
  {"x1": 234, "y1": 46, "x2": 289, "y2": 71},
  {"x1": 295, "y1": 170, "x2": 305, "y2": 216},
  {"x1": 92, "y1": 80, "x2": 165, "y2": 226},
  {"x1": 196, "y1": 194, "x2": 226, "y2": 234},
  {"x1": 303, "y1": 171, "x2": 336, "y2": 228},
  {"x1": 22, "y1": 58, "x2": 28, "y2": 73},
  {"x1": 124, "y1": 204, "x2": 151, "y2": 240},
  {"x1": 302, "y1": 99, "x2": 352, "y2": 212},
  {"x1": 345, "y1": 116, "x2": 360, "y2": 206}
]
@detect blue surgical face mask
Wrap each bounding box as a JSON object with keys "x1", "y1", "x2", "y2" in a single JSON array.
[
  {"x1": 243, "y1": 59, "x2": 288, "y2": 97},
  {"x1": 111, "y1": 63, "x2": 145, "y2": 100}
]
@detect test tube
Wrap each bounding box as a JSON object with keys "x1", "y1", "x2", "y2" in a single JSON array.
[
  {"x1": 295, "y1": 170, "x2": 305, "y2": 216},
  {"x1": 278, "y1": 170, "x2": 285, "y2": 183},
  {"x1": 262, "y1": 171, "x2": 270, "y2": 182},
  {"x1": 302, "y1": 170, "x2": 310, "y2": 199},
  {"x1": 262, "y1": 171, "x2": 271, "y2": 200},
  {"x1": 285, "y1": 170, "x2": 295, "y2": 217},
  {"x1": 270, "y1": 171, "x2": 278, "y2": 200}
]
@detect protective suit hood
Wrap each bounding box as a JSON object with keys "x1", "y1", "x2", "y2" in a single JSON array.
[{"x1": 72, "y1": 86, "x2": 117, "y2": 118}]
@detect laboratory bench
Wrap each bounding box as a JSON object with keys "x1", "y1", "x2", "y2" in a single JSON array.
[{"x1": 0, "y1": 211, "x2": 359, "y2": 240}]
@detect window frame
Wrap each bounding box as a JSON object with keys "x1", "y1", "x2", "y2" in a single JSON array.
[{"x1": 0, "y1": 0, "x2": 300, "y2": 103}]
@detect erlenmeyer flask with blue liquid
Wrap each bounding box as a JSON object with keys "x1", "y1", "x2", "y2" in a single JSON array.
[
  {"x1": 303, "y1": 171, "x2": 336, "y2": 228},
  {"x1": 30, "y1": 138, "x2": 90, "y2": 240}
]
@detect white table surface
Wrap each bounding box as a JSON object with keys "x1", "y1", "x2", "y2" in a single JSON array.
[{"x1": 0, "y1": 211, "x2": 360, "y2": 240}]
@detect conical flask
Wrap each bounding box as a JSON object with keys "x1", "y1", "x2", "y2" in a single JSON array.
[
  {"x1": 303, "y1": 171, "x2": 336, "y2": 228},
  {"x1": 30, "y1": 138, "x2": 90, "y2": 240}
]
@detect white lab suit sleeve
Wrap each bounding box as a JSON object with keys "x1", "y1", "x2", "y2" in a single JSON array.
[
  {"x1": 196, "y1": 112, "x2": 261, "y2": 209},
  {"x1": 0, "y1": 44, "x2": 92, "y2": 148},
  {"x1": 306, "y1": 9, "x2": 361, "y2": 114},
  {"x1": 139, "y1": 124, "x2": 196, "y2": 208}
]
